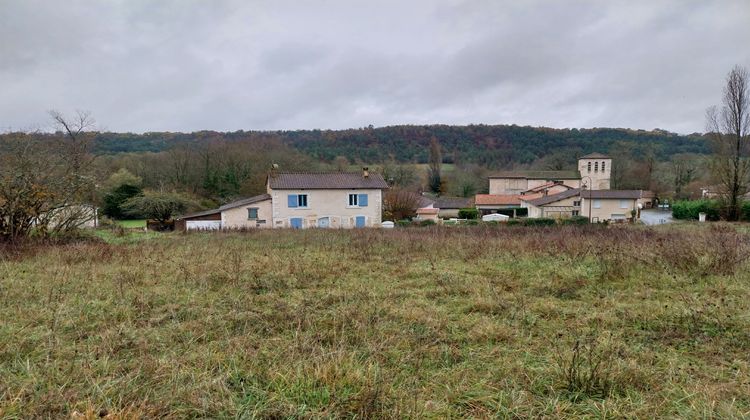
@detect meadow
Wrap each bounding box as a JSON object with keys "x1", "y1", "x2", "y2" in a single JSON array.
[{"x1": 0, "y1": 224, "x2": 749, "y2": 418}]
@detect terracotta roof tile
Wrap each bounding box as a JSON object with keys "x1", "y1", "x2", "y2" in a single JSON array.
[{"x1": 475, "y1": 194, "x2": 529, "y2": 206}]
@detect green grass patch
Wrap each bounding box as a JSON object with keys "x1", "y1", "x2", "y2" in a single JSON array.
[{"x1": 116, "y1": 219, "x2": 146, "y2": 228}]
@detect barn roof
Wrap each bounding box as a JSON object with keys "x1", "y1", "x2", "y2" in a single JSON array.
[{"x1": 219, "y1": 194, "x2": 271, "y2": 211}]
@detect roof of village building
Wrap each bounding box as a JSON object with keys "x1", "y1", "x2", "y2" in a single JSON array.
[
  {"x1": 581, "y1": 189, "x2": 655, "y2": 199},
  {"x1": 267, "y1": 172, "x2": 389, "y2": 190},
  {"x1": 488, "y1": 170, "x2": 581, "y2": 180},
  {"x1": 475, "y1": 193, "x2": 542, "y2": 206},
  {"x1": 219, "y1": 194, "x2": 271, "y2": 211},
  {"x1": 416, "y1": 207, "x2": 439, "y2": 215},
  {"x1": 579, "y1": 152, "x2": 610, "y2": 159},
  {"x1": 434, "y1": 197, "x2": 473, "y2": 209},
  {"x1": 177, "y1": 194, "x2": 272, "y2": 220},
  {"x1": 524, "y1": 189, "x2": 582, "y2": 207},
  {"x1": 175, "y1": 208, "x2": 221, "y2": 220},
  {"x1": 523, "y1": 181, "x2": 573, "y2": 194},
  {"x1": 417, "y1": 195, "x2": 437, "y2": 208}
]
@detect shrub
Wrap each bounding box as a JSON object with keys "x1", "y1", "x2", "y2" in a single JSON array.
[
  {"x1": 395, "y1": 219, "x2": 412, "y2": 227},
  {"x1": 458, "y1": 208, "x2": 479, "y2": 220},
  {"x1": 419, "y1": 219, "x2": 436, "y2": 227},
  {"x1": 561, "y1": 216, "x2": 590, "y2": 225},
  {"x1": 465, "y1": 220, "x2": 479, "y2": 226},
  {"x1": 522, "y1": 218, "x2": 556, "y2": 227},
  {"x1": 102, "y1": 184, "x2": 143, "y2": 219},
  {"x1": 742, "y1": 201, "x2": 750, "y2": 221},
  {"x1": 506, "y1": 219, "x2": 521, "y2": 226},
  {"x1": 555, "y1": 333, "x2": 623, "y2": 400},
  {"x1": 672, "y1": 200, "x2": 720, "y2": 220}
]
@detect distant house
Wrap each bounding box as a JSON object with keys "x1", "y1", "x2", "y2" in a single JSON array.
[
  {"x1": 267, "y1": 169, "x2": 388, "y2": 228},
  {"x1": 488, "y1": 170, "x2": 582, "y2": 195},
  {"x1": 176, "y1": 168, "x2": 389, "y2": 230},
  {"x1": 221, "y1": 194, "x2": 273, "y2": 229},
  {"x1": 432, "y1": 197, "x2": 473, "y2": 218},
  {"x1": 415, "y1": 207, "x2": 440, "y2": 222},
  {"x1": 475, "y1": 194, "x2": 527, "y2": 217},
  {"x1": 174, "y1": 208, "x2": 222, "y2": 231},
  {"x1": 475, "y1": 153, "x2": 652, "y2": 221},
  {"x1": 581, "y1": 190, "x2": 656, "y2": 222},
  {"x1": 476, "y1": 181, "x2": 573, "y2": 217},
  {"x1": 522, "y1": 189, "x2": 582, "y2": 219},
  {"x1": 488, "y1": 153, "x2": 611, "y2": 195}
]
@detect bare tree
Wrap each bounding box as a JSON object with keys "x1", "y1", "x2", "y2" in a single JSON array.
[
  {"x1": 383, "y1": 188, "x2": 420, "y2": 221},
  {"x1": 707, "y1": 65, "x2": 750, "y2": 220},
  {"x1": 670, "y1": 154, "x2": 698, "y2": 199},
  {"x1": 0, "y1": 111, "x2": 96, "y2": 241}
]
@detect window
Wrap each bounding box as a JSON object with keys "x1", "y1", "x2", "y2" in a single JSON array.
[
  {"x1": 348, "y1": 193, "x2": 369, "y2": 207},
  {"x1": 247, "y1": 208, "x2": 258, "y2": 219},
  {"x1": 573, "y1": 200, "x2": 581, "y2": 206},
  {"x1": 593, "y1": 199, "x2": 601, "y2": 209},
  {"x1": 587, "y1": 162, "x2": 591, "y2": 172},
  {"x1": 287, "y1": 194, "x2": 308, "y2": 208},
  {"x1": 594, "y1": 162, "x2": 599, "y2": 172},
  {"x1": 601, "y1": 161, "x2": 606, "y2": 172},
  {"x1": 572, "y1": 210, "x2": 579, "y2": 216},
  {"x1": 619, "y1": 199, "x2": 629, "y2": 209}
]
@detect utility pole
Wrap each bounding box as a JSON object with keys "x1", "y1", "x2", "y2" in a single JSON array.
[{"x1": 581, "y1": 176, "x2": 592, "y2": 223}]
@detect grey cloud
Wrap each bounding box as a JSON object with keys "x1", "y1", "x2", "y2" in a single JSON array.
[{"x1": 0, "y1": 0, "x2": 748, "y2": 133}]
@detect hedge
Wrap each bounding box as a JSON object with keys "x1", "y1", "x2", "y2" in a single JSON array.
[
  {"x1": 458, "y1": 208, "x2": 479, "y2": 219},
  {"x1": 672, "y1": 200, "x2": 720, "y2": 221},
  {"x1": 521, "y1": 218, "x2": 556, "y2": 226},
  {"x1": 560, "y1": 215, "x2": 590, "y2": 225}
]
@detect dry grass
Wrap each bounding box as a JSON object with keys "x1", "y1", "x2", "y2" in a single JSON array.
[{"x1": 1, "y1": 224, "x2": 749, "y2": 418}]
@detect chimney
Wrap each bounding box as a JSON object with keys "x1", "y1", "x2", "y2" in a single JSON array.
[
  {"x1": 362, "y1": 167, "x2": 369, "y2": 178},
  {"x1": 270, "y1": 163, "x2": 279, "y2": 177}
]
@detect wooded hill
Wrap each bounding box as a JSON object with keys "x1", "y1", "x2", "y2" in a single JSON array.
[{"x1": 57, "y1": 124, "x2": 708, "y2": 168}]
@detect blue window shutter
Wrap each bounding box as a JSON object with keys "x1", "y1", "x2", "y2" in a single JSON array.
[
  {"x1": 355, "y1": 216, "x2": 366, "y2": 228},
  {"x1": 288, "y1": 194, "x2": 298, "y2": 208},
  {"x1": 290, "y1": 218, "x2": 302, "y2": 229},
  {"x1": 358, "y1": 194, "x2": 368, "y2": 207}
]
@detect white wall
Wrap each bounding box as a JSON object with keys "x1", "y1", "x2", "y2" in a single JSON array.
[
  {"x1": 270, "y1": 189, "x2": 383, "y2": 228},
  {"x1": 222, "y1": 198, "x2": 273, "y2": 229}
]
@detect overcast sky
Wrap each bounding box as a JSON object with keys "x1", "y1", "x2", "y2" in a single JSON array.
[{"x1": 1, "y1": 1, "x2": 749, "y2": 134}]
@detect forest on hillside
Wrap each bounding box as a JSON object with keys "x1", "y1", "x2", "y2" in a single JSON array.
[{"x1": 80, "y1": 124, "x2": 708, "y2": 167}]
